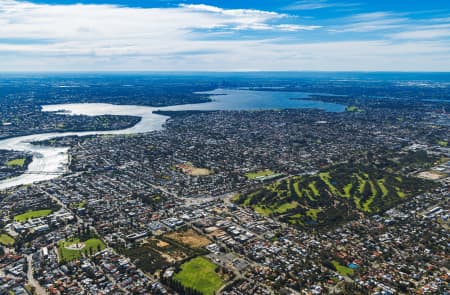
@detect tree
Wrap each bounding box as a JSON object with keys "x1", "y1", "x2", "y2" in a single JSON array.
[{"x1": 23, "y1": 262, "x2": 28, "y2": 273}]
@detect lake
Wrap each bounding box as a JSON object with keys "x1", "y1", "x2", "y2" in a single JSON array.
[{"x1": 0, "y1": 89, "x2": 345, "y2": 190}]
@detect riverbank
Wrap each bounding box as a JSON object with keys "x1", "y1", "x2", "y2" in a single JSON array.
[{"x1": 0, "y1": 89, "x2": 345, "y2": 190}]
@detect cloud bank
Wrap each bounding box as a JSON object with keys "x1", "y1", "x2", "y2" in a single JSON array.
[{"x1": 0, "y1": 0, "x2": 449, "y2": 71}]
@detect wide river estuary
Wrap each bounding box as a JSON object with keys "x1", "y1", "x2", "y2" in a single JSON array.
[{"x1": 0, "y1": 89, "x2": 345, "y2": 190}]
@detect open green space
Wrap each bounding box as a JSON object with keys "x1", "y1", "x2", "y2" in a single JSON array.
[
  {"x1": 14, "y1": 209, "x2": 53, "y2": 222},
  {"x1": 58, "y1": 238, "x2": 105, "y2": 261},
  {"x1": 306, "y1": 208, "x2": 322, "y2": 221},
  {"x1": 0, "y1": 234, "x2": 15, "y2": 246},
  {"x1": 245, "y1": 169, "x2": 275, "y2": 180},
  {"x1": 254, "y1": 205, "x2": 273, "y2": 216},
  {"x1": 174, "y1": 256, "x2": 225, "y2": 295},
  {"x1": 437, "y1": 140, "x2": 448, "y2": 147},
  {"x1": 6, "y1": 158, "x2": 26, "y2": 167},
  {"x1": 345, "y1": 105, "x2": 364, "y2": 112},
  {"x1": 70, "y1": 201, "x2": 86, "y2": 209},
  {"x1": 254, "y1": 201, "x2": 298, "y2": 216},
  {"x1": 235, "y1": 163, "x2": 434, "y2": 228},
  {"x1": 332, "y1": 260, "x2": 354, "y2": 276}
]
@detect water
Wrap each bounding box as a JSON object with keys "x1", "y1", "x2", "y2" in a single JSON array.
[
  {"x1": 0, "y1": 104, "x2": 168, "y2": 190},
  {"x1": 0, "y1": 89, "x2": 345, "y2": 190},
  {"x1": 164, "y1": 89, "x2": 345, "y2": 112}
]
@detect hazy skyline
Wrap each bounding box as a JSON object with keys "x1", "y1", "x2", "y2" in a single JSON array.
[{"x1": 1, "y1": 0, "x2": 450, "y2": 71}]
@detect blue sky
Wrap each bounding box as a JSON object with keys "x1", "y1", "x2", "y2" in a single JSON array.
[{"x1": 1, "y1": 0, "x2": 449, "y2": 71}]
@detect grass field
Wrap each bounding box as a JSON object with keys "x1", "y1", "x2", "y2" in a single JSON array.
[
  {"x1": 14, "y1": 209, "x2": 53, "y2": 222},
  {"x1": 0, "y1": 234, "x2": 15, "y2": 246},
  {"x1": 58, "y1": 238, "x2": 105, "y2": 261},
  {"x1": 6, "y1": 158, "x2": 26, "y2": 167},
  {"x1": 70, "y1": 201, "x2": 86, "y2": 209},
  {"x1": 245, "y1": 169, "x2": 275, "y2": 180},
  {"x1": 437, "y1": 140, "x2": 448, "y2": 147},
  {"x1": 332, "y1": 260, "x2": 354, "y2": 276},
  {"x1": 174, "y1": 256, "x2": 224, "y2": 295},
  {"x1": 345, "y1": 105, "x2": 364, "y2": 112}
]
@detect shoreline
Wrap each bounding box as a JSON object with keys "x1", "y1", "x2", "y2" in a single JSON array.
[{"x1": 0, "y1": 89, "x2": 345, "y2": 190}]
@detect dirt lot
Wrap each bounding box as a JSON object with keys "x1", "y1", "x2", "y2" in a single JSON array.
[
  {"x1": 143, "y1": 238, "x2": 192, "y2": 262},
  {"x1": 417, "y1": 171, "x2": 445, "y2": 180},
  {"x1": 165, "y1": 229, "x2": 212, "y2": 249},
  {"x1": 177, "y1": 163, "x2": 212, "y2": 176},
  {"x1": 157, "y1": 240, "x2": 169, "y2": 247}
]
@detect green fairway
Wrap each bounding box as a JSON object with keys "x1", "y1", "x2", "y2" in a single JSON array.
[
  {"x1": 332, "y1": 260, "x2": 354, "y2": 276},
  {"x1": 343, "y1": 183, "x2": 352, "y2": 198},
  {"x1": 0, "y1": 234, "x2": 15, "y2": 246},
  {"x1": 362, "y1": 181, "x2": 377, "y2": 213},
  {"x1": 306, "y1": 208, "x2": 322, "y2": 221},
  {"x1": 274, "y1": 201, "x2": 298, "y2": 213},
  {"x1": 254, "y1": 201, "x2": 298, "y2": 216},
  {"x1": 174, "y1": 256, "x2": 225, "y2": 295},
  {"x1": 377, "y1": 179, "x2": 388, "y2": 196},
  {"x1": 6, "y1": 158, "x2": 26, "y2": 167},
  {"x1": 58, "y1": 238, "x2": 106, "y2": 261},
  {"x1": 308, "y1": 182, "x2": 320, "y2": 197},
  {"x1": 319, "y1": 172, "x2": 339, "y2": 196},
  {"x1": 14, "y1": 209, "x2": 53, "y2": 222},
  {"x1": 254, "y1": 205, "x2": 273, "y2": 216},
  {"x1": 293, "y1": 181, "x2": 302, "y2": 197},
  {"x1": 245, "y1": 169, "x2": 275, "y2": 180},
  {"x1": 235, "y1": 163, "x2": 434, "y2": 228}
]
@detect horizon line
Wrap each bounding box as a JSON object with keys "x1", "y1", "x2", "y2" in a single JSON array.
[{"x1": 1, "y1": 70, "x2": 450, "y2": 74}]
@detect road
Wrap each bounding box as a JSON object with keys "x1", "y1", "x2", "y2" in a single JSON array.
[
  {"x1": 39, "y1": 187, "x2": 83, "y2": 224},
  {"x1": 26, "y1": 254, "x2": 47, "y2": 295}
]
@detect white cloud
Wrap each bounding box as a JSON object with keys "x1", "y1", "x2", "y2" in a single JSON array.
[
  {"x1": 180, "y1": 4, "x2": 283, "y2": 18},
  {"x1": 389, "y1": 23, "x2": 450, "y2": 40},
  {"x1": 286, "y1": 0, "x2": 331, "y2": 10},
  {"x1": 285, "y1": 0, "x2": 359, "y2": 11},
  {"x1": 0, "y1": 1, "x2": 318, "y2": 47},
  {"x1": 0, "y1": 0, "x2": 449, "y2": 71},
  {"x1": 0, "y1": 0, "x2": 319, "y2": 59},
  {"x1": 391, "y1": 29, "x2": 450, "y2": 40},
  {"x1": 276, "y1": 24, "x2": 322, "y2": 31},
  {"x1": 333, "y1": 12, "x2": 408, "y2": 32}
]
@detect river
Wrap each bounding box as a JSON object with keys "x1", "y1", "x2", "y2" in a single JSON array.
[{"x1": 0, "y1": 89, "x2": 345, "y2": 190}]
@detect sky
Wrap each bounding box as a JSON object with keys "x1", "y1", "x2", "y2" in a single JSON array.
[{"x1": 0, "y1": 0, "x2": 449, "y2": 71}]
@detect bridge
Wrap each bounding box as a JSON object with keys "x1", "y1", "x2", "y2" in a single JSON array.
[{"x1": 23, "y1": 171, "x2": 64, "y2": 175}]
